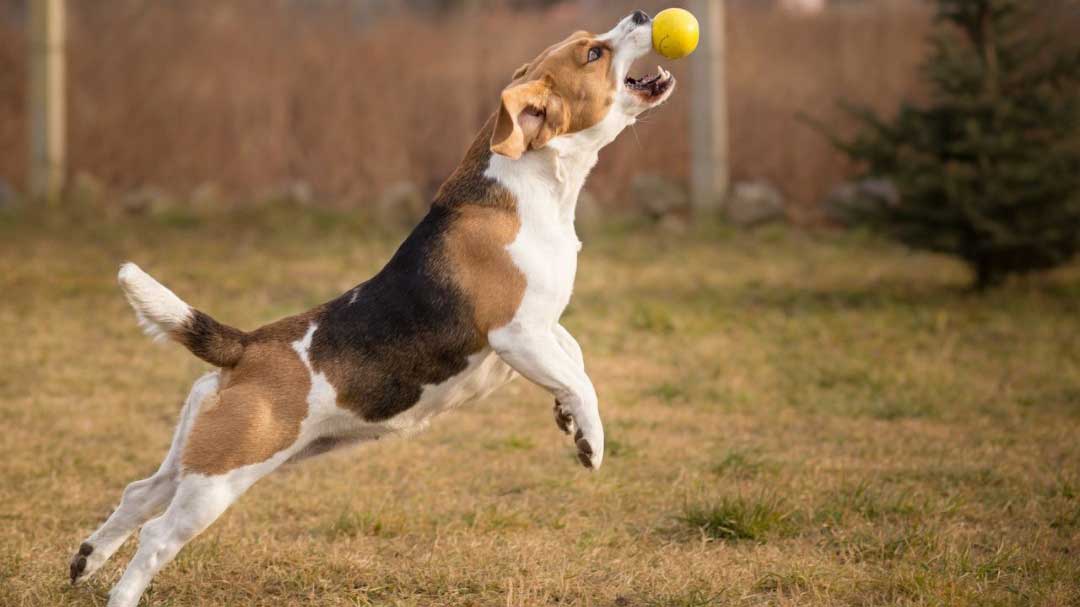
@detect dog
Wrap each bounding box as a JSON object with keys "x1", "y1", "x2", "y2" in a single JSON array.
[{"x1": 70, "y1": 10, "x2": 675, "y2": 606}]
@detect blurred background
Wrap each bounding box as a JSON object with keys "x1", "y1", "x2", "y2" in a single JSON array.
[
  {"x1": 1, "y1": 0, "x2": 938, "y2": 223},
  {"x1": 3, "y1": 3, "x2": 1080, "y2": 605}
]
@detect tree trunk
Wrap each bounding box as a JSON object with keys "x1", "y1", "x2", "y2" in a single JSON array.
[{"x1": 973, "y1": 260, "x2": 1004, "y2": 291}]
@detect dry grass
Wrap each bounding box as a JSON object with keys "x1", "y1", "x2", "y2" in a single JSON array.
[
  {"x1": 0, "y1": 0, "x2": 931, "y2": 214},
  {"x1": 1, "y1": 203, "x2": 1078, "y2": 606}
]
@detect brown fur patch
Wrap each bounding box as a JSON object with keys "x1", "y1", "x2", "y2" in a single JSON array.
[
  {"x1": 440, "y1": 115, "x2": 527, "y2": 335},
  {"x1": 492, "y1": 30, "x2": 617, "y2": 157},
  {"x1": 170, "y1": 309, "x2": 246, "y2": 368},
  {"x1": 443, "y1": 204, "x2": 525, "y2": 336},
  {"x1": 182, "y1": 326, "x2": 313, "y2": 475},
  {"x1": 435, "y1": 115, "x2": 511, "y2": 210},
  {"x1": 532, "y1": 32, "x2": 617, "y2": 133}
]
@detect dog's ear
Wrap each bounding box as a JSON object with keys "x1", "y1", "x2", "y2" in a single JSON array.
[
  {"x1": 512, "y1": 63, "x2": 530, "y2": 80},
  {"x1": 491, "y1": 78, "x2": 569, "y2": 160}
]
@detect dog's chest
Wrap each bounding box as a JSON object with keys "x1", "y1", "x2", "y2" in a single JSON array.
[
  {"x1": 486, "y1": 150, "x2": 593, "y2": 324},
  {"x1": 505, "y1": 200, "x2": 581, "y2": 323}
]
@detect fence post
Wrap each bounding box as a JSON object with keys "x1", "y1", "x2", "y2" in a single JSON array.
[
  {"x1": 689, "y1": 0, "x2": 729, "y2": 216},
  {"x1": 29, "y1": 0, "x2": 66, "y2": 202}
]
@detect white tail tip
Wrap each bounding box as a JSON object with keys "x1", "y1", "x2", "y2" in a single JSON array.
[{"x1": 117, "y1": 262, "x2": 192, "y2": 341}]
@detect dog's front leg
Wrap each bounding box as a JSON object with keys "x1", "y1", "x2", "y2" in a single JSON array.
[
  {"x1": 553, "y1": 323, "x2": 584, "y2": 367},
  {"x1": 551, "y1": 323, "x2": 585, "y2": 436},
  {"x1": 491, "y1": 323, "x2": 603, "y2": 469}
]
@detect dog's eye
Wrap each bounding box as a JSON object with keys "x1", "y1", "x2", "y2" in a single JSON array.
[{"x1": 587, "y1": 47, "x2": 603, "y2": 63}]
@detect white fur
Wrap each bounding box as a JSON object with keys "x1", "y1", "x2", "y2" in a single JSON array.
[
  {"x1": 117, "y1": 262, "x2": 193, "y2": 341},
  {"x1": 76, "y1": 372, "x2": 219, "y2": 585}
]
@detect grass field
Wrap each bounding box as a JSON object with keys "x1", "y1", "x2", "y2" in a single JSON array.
[{"x1": 1, "y1": 205, "x2": 1078, "y2": 606}]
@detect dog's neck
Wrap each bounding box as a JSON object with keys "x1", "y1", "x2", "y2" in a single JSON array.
[
  {"x1": 434, "y1": 111, "x2": 632, "y2": 226},
  {"x1": 486, "y1": 148, "x2": 592, "y2": 225},
  {"x1": 489, "y1": 111, "x2": 632, "y2": 225}
]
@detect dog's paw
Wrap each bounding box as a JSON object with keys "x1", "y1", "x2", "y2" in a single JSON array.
[
  {"x1": 553, "y1": 399, "x2": 576, "y2": 435},
  {"x1": 573, "y1": 428, "x2": 603, "y2": 470},
  {"x1": 551, "y1": 398, "x2": 603, "y2": 469},
  {"x1": 69, "y1": 542, "x2": 95, "y2": 584}
]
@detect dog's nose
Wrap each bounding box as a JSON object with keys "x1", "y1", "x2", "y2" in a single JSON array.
[{"x1": 631, "y1": 10, "x2": 650, "y2": 25}]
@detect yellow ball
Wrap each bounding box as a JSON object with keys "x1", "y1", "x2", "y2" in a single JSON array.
[{"x1": 652, "y1": 8, "x2": 700, "y2": 60}]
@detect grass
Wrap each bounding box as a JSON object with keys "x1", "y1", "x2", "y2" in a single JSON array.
[
  {"x1": 711, "y1": 448, "x2": 772, "y2": 479},
  {"x1": 1, "y1": 203, "x2": 1079, "y2": 606},
  {"x1": 678, "y1": 494, "x2": 797, "y2": 541}
]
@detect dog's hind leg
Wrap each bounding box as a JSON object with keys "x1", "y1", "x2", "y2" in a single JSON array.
[
  {"x1": 104, "y1": 448, "x2": 289, "y2": 607},
  {"x1": 69, "y1": 372, "x2": 220, "y2": 584},
  {"x1": 105, "y1": 345, "x2": 315, "y2": 607}
]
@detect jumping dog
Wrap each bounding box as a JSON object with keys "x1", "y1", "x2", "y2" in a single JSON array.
[{"x1": 70, "y1": 10, "x2": 675, "y2": 606}]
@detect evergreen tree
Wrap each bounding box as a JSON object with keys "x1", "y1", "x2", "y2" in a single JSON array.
[{"x1": 824, "y1": 0, "x2": 1080, "y2": 289}]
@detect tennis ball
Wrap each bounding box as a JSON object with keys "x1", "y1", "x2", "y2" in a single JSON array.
[{"x1": 652, "y1": 8, "x2": 700, "y2": 60}]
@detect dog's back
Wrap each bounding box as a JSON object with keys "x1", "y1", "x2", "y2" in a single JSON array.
[{"x1": 120, "y1": 117, "x2": 524, "y2": 476}]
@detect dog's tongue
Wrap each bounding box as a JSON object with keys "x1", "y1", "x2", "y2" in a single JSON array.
[{"x1": 626, "y1": 66, "x2": 671, "y2": 93}]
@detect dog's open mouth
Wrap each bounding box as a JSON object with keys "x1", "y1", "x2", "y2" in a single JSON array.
[{"x1": 625, "y1": 66, "x2": 674, "y2": 100}]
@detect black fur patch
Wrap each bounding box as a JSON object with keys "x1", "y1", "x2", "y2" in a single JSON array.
[
  {"x1": 308, "y1": 205, "x2": 484, "y2": 421},
  {"x1": 306, "y1": 118, "x2": 509, "y2": 422}
]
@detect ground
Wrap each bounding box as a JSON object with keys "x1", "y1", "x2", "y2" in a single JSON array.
[{"x1": 1, "y1": 205, "x2": 1077, "y2": 606}]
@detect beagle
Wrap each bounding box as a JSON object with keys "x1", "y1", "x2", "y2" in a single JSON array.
[{"x1": 71, "y1": 10, "x2": 674, "y2": 606}]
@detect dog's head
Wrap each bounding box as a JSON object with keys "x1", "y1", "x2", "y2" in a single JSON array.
[{"x1": 490, "y1": 10, "x2": 675, "y2": 160}]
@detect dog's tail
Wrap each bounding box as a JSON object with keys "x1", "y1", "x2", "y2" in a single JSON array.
[{"x1": 117, "y1": 262, "x2": 246, "y2": 368}]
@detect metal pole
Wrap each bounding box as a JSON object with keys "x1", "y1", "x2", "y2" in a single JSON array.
[
  {"x1": 689, "y1": 0, "x2": 728, "y2": 215},
  {"x1": 29, "y1": 0, "x2": 66, "y2": 202}
]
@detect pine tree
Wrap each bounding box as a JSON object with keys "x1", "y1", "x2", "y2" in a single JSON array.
[{"x1": 825, "y1": 0, "x2": 1080, "y2": 289}]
